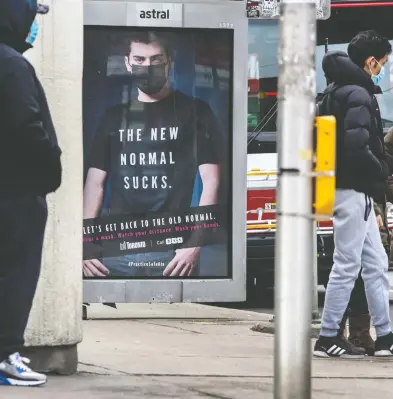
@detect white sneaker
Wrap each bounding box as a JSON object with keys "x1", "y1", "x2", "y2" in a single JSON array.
[{"x1": 0, "y1": 353, "x2": 47, "y2": 386}]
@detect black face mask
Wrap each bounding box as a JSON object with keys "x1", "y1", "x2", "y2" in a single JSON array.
[{"x1": 131, "y1": 64, "x2": 168, "y2": 95}]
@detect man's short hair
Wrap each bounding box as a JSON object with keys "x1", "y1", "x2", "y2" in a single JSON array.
[
  {"x1": 348, "y1": 30, "x2": 392, "y2": 67},
  {"x1": 126, "y1": 31, "x2": 174, "y2": 59}
]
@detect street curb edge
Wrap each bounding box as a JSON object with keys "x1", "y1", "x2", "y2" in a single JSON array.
[{"x1": 251, "y1": 322, "x2": 321, "y2": 339}]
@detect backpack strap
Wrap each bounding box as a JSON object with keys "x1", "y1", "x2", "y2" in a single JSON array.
[{"x1": 323, "y1": 83, "x2": 344, "y2": 116}]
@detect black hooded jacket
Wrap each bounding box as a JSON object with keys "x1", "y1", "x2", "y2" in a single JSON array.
[
  {"x1": 322, "y1": 51, "x2": 387, "y2": 202},
  {"x1": 0, "y1": 0, "x2": 62, "y2": 196}
]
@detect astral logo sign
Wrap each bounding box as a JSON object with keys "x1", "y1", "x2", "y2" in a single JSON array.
[
  {"x1": 139, "y1": 9, "x2": 170, "y2": 19},
  {"x1": 133, "y1": 3, "x2": 183, "y2": 27}
]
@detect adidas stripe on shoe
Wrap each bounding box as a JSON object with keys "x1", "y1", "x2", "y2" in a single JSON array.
[{"x1": 313, "y1": 335, "x2": 364, "y2": 359}]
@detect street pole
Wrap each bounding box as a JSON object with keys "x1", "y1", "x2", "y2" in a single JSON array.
[{"x1": 274, "y1": 0, "x2": 316, "y2": 398}]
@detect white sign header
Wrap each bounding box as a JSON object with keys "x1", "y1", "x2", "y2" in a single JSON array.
[{"x1": 129, "y1": 3, "x2": 184, "y2": 27}]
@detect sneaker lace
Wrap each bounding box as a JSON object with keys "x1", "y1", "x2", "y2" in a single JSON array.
[{"x1": 9, "y1": 353, "x2": 32, "y2": 372}]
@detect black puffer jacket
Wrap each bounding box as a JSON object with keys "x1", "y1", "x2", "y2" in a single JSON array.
[
  {"x1": 0, "y1": 0, "x2": 62, "y2": 196},
  {"x1": 322, "y1": 51, "x2": 387, "y2": 202}
]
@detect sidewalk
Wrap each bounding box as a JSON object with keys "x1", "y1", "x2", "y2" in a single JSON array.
[{"x1": 5, "y1": 303, "x2": 393, "y2": 398}]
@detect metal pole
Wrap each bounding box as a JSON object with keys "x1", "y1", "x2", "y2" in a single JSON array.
[
  {"x1": 312, "y1": 221, "x2": 321, "y2": 323},
  {"x1": 274, "y1": 0, "x2": 316, "y2": 397}
]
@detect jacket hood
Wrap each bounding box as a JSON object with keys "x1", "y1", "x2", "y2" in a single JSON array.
[
  {"x1": 322, "y1": 51, "x2": 377, "y2": 94},
  {"x1": 0, "y1": 0, "x2": 37, "y2": 53}
]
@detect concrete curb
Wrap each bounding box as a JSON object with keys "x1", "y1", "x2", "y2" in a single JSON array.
[
  {"x1": 84, "y1": 303, "x2": 274, "y2": 324},
  {"x1": 251, "y1": 319, "x2": 322, "y2": 339}
]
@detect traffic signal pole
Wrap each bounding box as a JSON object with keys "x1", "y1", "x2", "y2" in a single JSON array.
[{"x1": 274, "y1": 0, "x2": 317, "y2": 397}]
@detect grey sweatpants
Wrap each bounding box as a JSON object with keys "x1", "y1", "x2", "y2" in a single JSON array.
[{"x1": 321, "y1": 189, "x2": 391, "y2": 338}]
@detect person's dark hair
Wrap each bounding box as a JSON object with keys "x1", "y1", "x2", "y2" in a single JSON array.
[
  {"x1": 348, "y1": 30, "x2": 392, "y2": 67},
  {"x1": 126, "y1": 31, "x2": 174, "y2": 59}
]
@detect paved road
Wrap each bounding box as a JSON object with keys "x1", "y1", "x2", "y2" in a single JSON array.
[
  {"x1": 5, "y1": 303, "x2": 393, "y2": 399},
  {"x1": 4, "y1": 374, "x2": 393, "y2": 399}
]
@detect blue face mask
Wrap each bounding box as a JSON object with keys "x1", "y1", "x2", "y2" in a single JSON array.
[
  {"x1": 26, "y1": 20, "x2": 39, "y2": 45},
  {"x1": 371, "y1": 59, "x2": 385, "y2": 86}
]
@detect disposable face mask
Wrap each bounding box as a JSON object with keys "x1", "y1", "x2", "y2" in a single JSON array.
[
  {"x1": 131, "y1": 64, "x2": 168, "y2": 95},
  {"x1": 371, "y1": 59, "x2": 385, "y2": 86},
  {"x1": 26, "y1": 20, "x2": 39, "y2": 45}
]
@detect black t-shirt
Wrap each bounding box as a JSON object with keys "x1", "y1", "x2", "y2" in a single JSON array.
[{"x1": 88, "y1": 90, "x2": 220, "y2": 216}]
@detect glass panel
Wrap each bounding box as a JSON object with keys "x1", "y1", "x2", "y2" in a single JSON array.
[
  {"x1": 247, "y1": 20, "x2": 279, "y2": 154},
  {"x1": 247, "y1": 5, "x2": 393, "y2": 154}
]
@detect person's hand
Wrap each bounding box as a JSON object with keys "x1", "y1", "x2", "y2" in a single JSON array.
[
  {"x1": 163, "y1": 247, "x2": 201, "y2": 277},
  {"x1": 83, "y1": 259, "x2": 109, "y2": 277},
  {"x1": 376, "y1": 215, "x2": 384, "y2": 230}
]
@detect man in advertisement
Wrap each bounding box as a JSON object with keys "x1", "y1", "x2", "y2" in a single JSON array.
[
  {"x1": 0, "y1": 0, "x2": 62, "y2": 387},
  {"x1": 83, "y1": 31, "x2": 222, "y2": 278}
]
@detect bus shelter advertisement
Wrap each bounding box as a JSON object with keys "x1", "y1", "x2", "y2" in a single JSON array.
[{"x1": 83, "y1": 27, "x2": 234, "y2": 279}]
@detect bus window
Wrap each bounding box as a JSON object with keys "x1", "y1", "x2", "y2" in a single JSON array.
[
  {"x1": 248, "y1": 20, "x2": 279, "y2": 153},
  {"x1": 247, "y1": 4, "x2": 393, "y2": 155}
]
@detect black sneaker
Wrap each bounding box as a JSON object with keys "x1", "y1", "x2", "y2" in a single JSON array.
[
  {"x1": 313, "y1": 335, "x2": 364, "y2": 359},
  {"x1": 374, "y1": 332, "x2": 393, "y2": 357}
]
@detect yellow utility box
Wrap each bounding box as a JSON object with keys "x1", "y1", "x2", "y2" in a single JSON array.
[{"x1": 313, "y1": 116, "x2": 336, "y2": 218}]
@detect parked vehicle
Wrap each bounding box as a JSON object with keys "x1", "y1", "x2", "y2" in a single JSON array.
[{"x1": 246, "y1": 135, "x2": 334, "y2": 304}]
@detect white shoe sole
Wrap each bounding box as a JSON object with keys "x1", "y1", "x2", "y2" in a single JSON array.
[
  {"x1": 374, "y1": 350, "x2": 393, "y2": 357},
  {"x1": 313, "y1": 350, "x2": 364, "y2": 359},
  {"x1": 0, "y1": 377, "x2": 47, "y2": 387}
]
